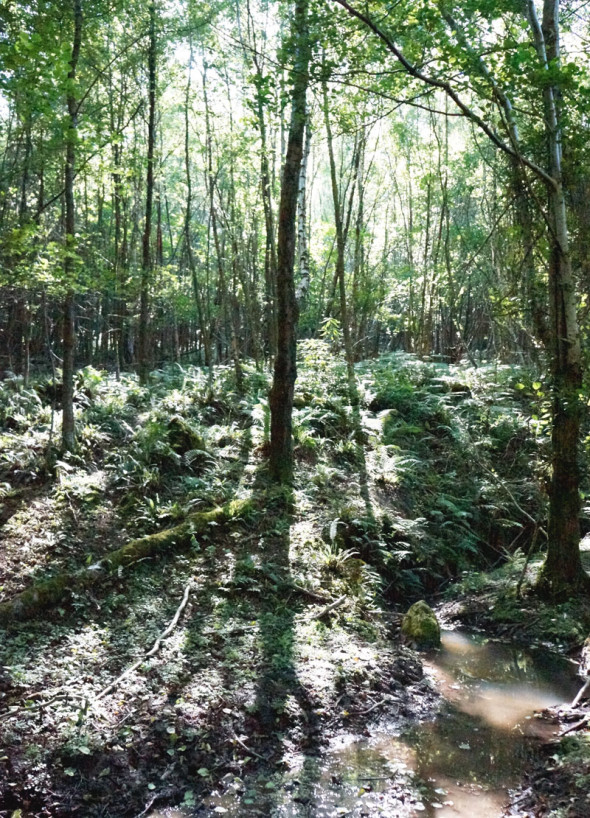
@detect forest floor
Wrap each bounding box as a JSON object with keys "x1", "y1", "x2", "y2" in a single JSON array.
[{"x1": 0, "y1": 346, "x2": 588, "y2": 817}]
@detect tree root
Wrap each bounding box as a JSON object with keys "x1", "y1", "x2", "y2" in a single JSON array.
[{"x1": 0, "y1": 498, "x2": 252, "y2": 624}]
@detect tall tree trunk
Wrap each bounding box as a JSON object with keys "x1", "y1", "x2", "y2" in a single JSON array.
[
  {"x1": 202, "y1": 64, "x2": 243, "y2": 390},
  {"x1": 296, "y1": 114, "x2": 312, "y2": 307},
  {"x1": 138, "y1": 0, "x2": 157, "y2": 385},
  {"x1": 62, "y1": 0, "x2": 82, "y2": 452},
  {"x1": 184, "y1": 39, "x2": 211, "y2": 367},
  {"x1": 268, "y1": 0, "x2": 310, "y2": 484},
  {"x1": 248, "y1": 26, "x2": 278, "y2": 362},
  {"x1": 321, "y1": 76, "x2": 360, "y2": 396},
  {"x1": 526, "y1": 0, "x2": 589, "y2": 594}
]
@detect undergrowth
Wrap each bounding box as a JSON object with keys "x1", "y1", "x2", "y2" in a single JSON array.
[
  {"x1": 1, "y1": 350, "x2": 588, "y2": 817},
  {"x1": 0, "y1": 349, "x2": 559, "y2": 600}
]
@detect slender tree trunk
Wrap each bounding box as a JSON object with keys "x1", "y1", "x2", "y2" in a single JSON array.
[
  {"x1": 321, "y1": 77, "x2": 360, "y2": 394},
  {"x1": 184, "y1": 40, "x2": 211, "y2": 367},
  {"x1": 62, "y1": 0, "x2": 82, "y2": 452},
  {"x1": 268, "y1": 0, "x2": 310, "y2": 484},
  {"x1": 202, "y1": 65, "x2": 243, "y2": 390},
  {"x1": 525, "y1": 0, "x2": 588, "y2": 594},
  {"x1": 296, "y1": 114, "x2": 312, "y2": 307},
  {"x1": 138, "y1": 0, "x2": 157, "y2": 385},
  {"x1": 249, "y1": 42, "x2": 278, "y2": 362}
]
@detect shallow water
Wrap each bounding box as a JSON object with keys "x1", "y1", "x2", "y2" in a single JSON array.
[{"x1": 151, "y1": 630, "x2": 579, "y2": 817}]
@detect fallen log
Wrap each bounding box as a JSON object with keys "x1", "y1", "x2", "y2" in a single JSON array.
[{"x1": 0, "y1": 498, "x2": 252, "y2": 624}]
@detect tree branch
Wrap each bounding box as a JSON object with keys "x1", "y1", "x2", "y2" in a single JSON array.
[{"x1": 328, "y1": 0, "x2": 557, "y2": 189}]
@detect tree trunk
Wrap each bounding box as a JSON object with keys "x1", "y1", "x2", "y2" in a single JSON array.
[
  {"x1": 138, "y1": 0, "x2": 157, "y2": 386},
  {"x1": 184, "y1": 41, "x2": 211, "y2": 368},
  {"x1": 296, "y1": 114, "x2": 312, "y2": 306},
  {"x1": 268, "y1": 0, "x2": 310, "y2": 484},
  {"x1": 525, "y1": 0, "x2": 589, "y2": 595},
  {"x1": 61, "y1": 0, "x2": 82, "y2": 453},
  {"x1": 321, "y1": 76, "x2": 360, "y2": 396}
]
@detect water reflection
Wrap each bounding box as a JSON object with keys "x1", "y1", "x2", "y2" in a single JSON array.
[
  {"x1": 431, "y1": 630, "x2": 577, "y2": 731},
  {"x1": 150, "y1": 630, "x2": 578, "y2": 817}
]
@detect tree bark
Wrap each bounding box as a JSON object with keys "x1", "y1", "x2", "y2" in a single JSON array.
[
  {"x1": 61, "y1": 0, "x2": 83, "y2": 452},
  {"x1": 526, "y1": 0, "x2": 589, "y2": 595},
  {"x1": 184, "y1": 41, "x2": 211, "y2": 368},
  {"x1": 321, "y1": 75, "x2": 360, "y2": 396},
  {"x1": 268, "y1": 0, "x2": 310, "y2": 483}
]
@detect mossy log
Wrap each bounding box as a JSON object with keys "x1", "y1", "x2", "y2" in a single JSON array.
[{"x1": 0, "y1": 498, "x2": 252, "y2": 624}]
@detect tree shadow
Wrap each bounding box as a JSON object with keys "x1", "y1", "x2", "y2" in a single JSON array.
[{"x1": 188, "y1": 473, "x2": 326, "y2": 815}]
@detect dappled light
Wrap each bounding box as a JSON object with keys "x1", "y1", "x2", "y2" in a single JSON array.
[{"x1": 2, "y1": 0, "x2": 590, "y2": 813}]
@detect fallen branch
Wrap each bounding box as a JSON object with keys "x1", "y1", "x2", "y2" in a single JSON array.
[
  {"x1": 571, "y1": 678, "x2": 590, "y2": 708},
  {"x1": 231, "y1": 731, "x2": 266, "y2": 760},
  {"x1": 309, "y1": 594, "x2": 347, "y2": 621},
  {"x1": 353, "y1": 696, "x2": 391, "y2": 716},
  {"x1": 0, "y1": 688, "x2": 85, "y2": 722},
  {"x1": 559, "y1": 713, "x2": 590, "y2": 736},
  {"x1": 289, "y1": 583, "x2": 331, "y2": 603},
  {"x1": 95, "y1": 578, "x2": 194, "y2": 702},
  {"x1": 0, "y1": 498, "x2": 252, "y2": 624}
]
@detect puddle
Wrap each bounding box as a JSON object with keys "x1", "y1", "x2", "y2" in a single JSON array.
[{"x1": 151, "y1": 630, "x2": 579, "y2": 817}]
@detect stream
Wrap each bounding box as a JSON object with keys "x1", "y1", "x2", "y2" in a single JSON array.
[{"x1": 152, "y1": 629, "x2": 579, "y2": 817}]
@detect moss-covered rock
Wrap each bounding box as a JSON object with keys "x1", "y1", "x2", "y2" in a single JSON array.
[
  {"x1": 401, "y1": 600, "x2": 441, "y2": 649},
  {"x1": 167, "y1": 415, "x2": 206, "y2": 454}
]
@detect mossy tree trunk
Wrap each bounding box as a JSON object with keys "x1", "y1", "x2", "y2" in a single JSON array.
[{"x1": 0, "y1": 499, "x2": 252, "y2": 624}]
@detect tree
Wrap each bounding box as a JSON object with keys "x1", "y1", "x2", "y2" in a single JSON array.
[
  {"x1": 62, "y1": 0, "x2": 83, "y2": 452},
  {"x1": 327, "y1": 0, "x2": 589, "y2": 596},
  {"x1": 268, "y1": 0, "x2": 311, "y2": 483},
  {"x1": 138, "y1": 0, "x2": 157, "y2": 386}
]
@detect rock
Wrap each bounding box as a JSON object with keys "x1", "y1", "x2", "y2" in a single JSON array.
[
  {"x1": 390, "y1": 649, "x2": 423, "y2": 684},
  {"x1": 401, "y1": 600, "x2": 441, "y2": 649},
  {"x1": 167, "y1": 415, "x2": 206, "y2": 454}
]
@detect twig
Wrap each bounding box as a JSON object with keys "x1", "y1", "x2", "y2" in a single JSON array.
[
  {"x1": 290, "y1": 583, "x2": 331, "y2": 602},
  {"x1": 95, "y1": 579, "x2": 194, "y2": 702},
  {"x1": 353, "y1": 697, "x2": 388, "y2": 715},
  {"x1": 232, "y1": 731, "x2": 265, "y2": 760},
  {"x1": 135, "y1": 793, "x2": 160, "y2": 818},
  {"x1": 559, "y1": 713, "x2": 589, "y2": 736},
  {"x1": 309, "y1": 594, "x2": 347, "y2": 621},
  {"x1": 0, "y1": 689, "x2": 85, "y2": 721}
]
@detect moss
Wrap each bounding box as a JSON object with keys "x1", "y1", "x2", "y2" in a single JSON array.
[
  {"x1": 0, "y1": 498, "x2": 253, "y2": 624},
  {"x1": 401, "y1": 600, "x2": 441, "y2": 648},
  {"x1": 167, "y1": 415, "x2": 206, "y2": 454}
]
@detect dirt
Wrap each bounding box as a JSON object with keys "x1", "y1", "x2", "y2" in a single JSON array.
[{"x1": 0, "y1": 477, "x2": 442, "y2": 818}]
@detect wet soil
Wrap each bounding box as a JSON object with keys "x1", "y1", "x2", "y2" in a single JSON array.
[{"x1": 147, "y1": 630, "x2": 580, "y2": 818}]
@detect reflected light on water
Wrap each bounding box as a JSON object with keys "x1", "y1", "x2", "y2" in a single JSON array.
[{"x1": 149, "y1": 630, "x2": 578, "y2": 818}]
